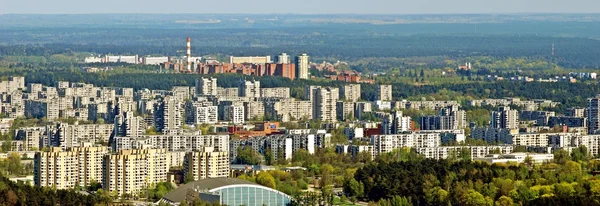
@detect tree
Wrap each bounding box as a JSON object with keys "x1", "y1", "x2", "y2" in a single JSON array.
[
  {"x1": 571, "y1": 145, "x2": 589, "y2": 162},
  {"x1": 425, "y1": 186, "x2": 449, "y2": 205},
  {"x1": 461, "y1": 189, "x2": 492, "y2": 206},
  {"x1": 554, "y1": 149, "x2": 570, "y2": 165},
  {"x1": 235, "y1": 146, "x2": 262, "y2": 165},
  {"x1": 256, "y1": 172, "x2": 276, "y2": 189},
  {"x1": 495, "y1": 195, "x2": 514, "y2": 206},
  {"x1": 344, "y1": 178, "x2": 364, "y2": 199}
]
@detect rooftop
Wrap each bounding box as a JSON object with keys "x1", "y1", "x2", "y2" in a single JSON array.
[{"x1": 162, "y1": 178, "x2": 258, "y2": 203}]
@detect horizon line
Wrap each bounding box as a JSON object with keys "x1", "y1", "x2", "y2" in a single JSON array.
[{"x1": 3, "y1": 12, "x2": 600, "y2": 16}]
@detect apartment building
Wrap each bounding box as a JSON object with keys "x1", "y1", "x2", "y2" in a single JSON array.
[
  {"x1": 260, "y1": 87, "x2": 290, "y2": 99},
  {"x1": 34, "y1": 146, "x2": 108, "y2": 190},
  {"x1": 46, "y1": 123, "x2": 114, "y2": 148},
  {"x1": 295, "y1": 54, "x2": 310, "y2": 79},
  {"x1": 238, "y1": 80, "x2": 260, "y2": 98},
  {"x1": 341, "y1": 84, "x2": 361, "y2": 102},
  {"x1": 491, "y1": 107, "x2": 519, "y2": 129},
  {"x1": 243, "y1": 101, "x2": 265, "y2": 121},
  {"x1": 264, "y1": 98, "x2": 312, "y2": 122},
  {"x1": 114, "y1": 112, "x2": 145, "y2": 137},
  {"x1": 113, "y1": 134, "x2": 229, "y2": 152},
  {"x1": 382, "y1": 111, "x2": 412, "y2": 134},
  {"x1": 15, "y1": 127, "x2": 46, "y2": 151},
  {"x1": 154, "y1": 96, "x2": 183, "y2": 132},
  {"x1": 377, "y1": 85, "x2": 393, "y2": 101},
  {"x1": 183, "y1": 147, "x2": 230, "y2": 181},
  {"x1": 312, "y1": 87, "x2": 339, "y2": 122},
  {"x1": 194, "y1": 105, "x2": 218, "y2": 124},
  {"x1": 371, "y1": 133, "x2": 441, "y2": 156},
  {"x1": 225, "y1": 105, "x2": 245, "y2": 124},
  {"x1": 195, "y1": 78, "x2": 218, "y2": 96},
  {"x1": 416, "y1": 146, "x2": 514, "y2": 160},
  {"x1": 25, "y1": 99, "x2": 60, "y2": 120},
  {"x1": 103, "y1": 149, "x2": 169, "y2": 197},
  {"x1": 336, "y1": 101, "x2": 355, "y2": 121}
]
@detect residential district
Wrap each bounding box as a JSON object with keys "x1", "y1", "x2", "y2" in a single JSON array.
[{"x1": 2, "y1": 73, "x2": 600, "y2": 205}]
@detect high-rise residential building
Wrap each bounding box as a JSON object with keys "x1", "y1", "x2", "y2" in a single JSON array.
[
  {"x1": 277, "y1": 53, "x2": 290, "y2": 64},
  {"x1": 383, "y1": 111, "x2": 412, "y2": 134},
  {"x1": 295, "y1": 54, "x2": 310, "y2": 79},
  {"x1": 491, "y1": 106, "x2": 519, "y2": 129},
  {"x1": 225, "y1": 105, "x2": 245, "y2": 124},
  {"x1": 312, "y1": 87, "x2": 339, "y2": 122},
  {"x1": 244, "y1": 101, "x2": 265, "y2": 121},
  {"x1": 264, "y1": 98, "x2": 312, "y2": 122},
  {"x1": 354, "y1": 102, "x2": 372, "y2": 119},
  {"x1": 15, "y1": 127, "x2": 46, "y2": 151},
  {"x1": 260, "y1": 87, "x2": 290, "y2": 99},
  {"x1": 103, "y1": 149, "x2": 169, "y2": 197},
  {"x1": 421, "y1": 106, "x2": 467, "y2": 130},
  {"x1": 590, "y1": 96, "x2": 600, "y2": 134},
  {"x1": 183, "y1": 147, "x2": 230, "y2": 181},
  {"x1": 0, "y1": 76, "x2": 25, "y2": 94},
  {"x1": 154, "y1": 96, "x2": 183, "y2": 132},
  {"x1": 25, "y1": 99, "x2": 60, "y2": 120},
  {"x1": 238, "y1": 80, "x2": 260, "y2": 98},
  {"x1": 341, "y1": 84, "x2": 361, "y2": 102},
  {"x1": 46, "y1": 123, "x2": 114, "y2": 148},
  {"x1": 194, "y1": 106, "x2": 218, "y2": 124},
  {"x1": 114, "y1": 133, "x2": 229, "y2": 152},
  {"x1": 34, "y1": 146, "x2": 108, "y2": 190},
  {"x1": 371, "y1": 133, "x2": 441, "y2": 156},
  {"x1": 114, "y1": 111, "x2": 145, "y2": 137},
  {"x1": 377, "y1": 85, "x2": 393, "y2": 101},
  {"x1": 195, "y1": 77, "x2": 218, "y2": 96},
  {"x1": 336, "y1": 101, "x2": 355, "y2": 121}
]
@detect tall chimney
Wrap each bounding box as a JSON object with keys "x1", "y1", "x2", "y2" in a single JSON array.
[{"x1": 187, "y1": 37, "x2": 191, "y2": 72}]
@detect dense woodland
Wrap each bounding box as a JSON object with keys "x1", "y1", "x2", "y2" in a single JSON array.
[
  {"x1": 346, "y1": 149, "x2": 600, "y2": 206},
  {"x1": 0, "y1": 176, "x2": 101, "y2": 206}
]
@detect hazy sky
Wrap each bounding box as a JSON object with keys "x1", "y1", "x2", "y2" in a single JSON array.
[{"x1": 2, "y1": 0, "x2": 599, "y2": 14}]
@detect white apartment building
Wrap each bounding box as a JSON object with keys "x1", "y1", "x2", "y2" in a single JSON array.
[
  {"x1": 154, "y1": 96, "x2": 184, "y2": 132},
  {"x1": 377, "y1": 85, "x2": 393, "y2": 101},
  {"x1": 114, "y1": 112, "x2": 145, "y2": 137},
  {"x1": 312, "y1": 87, "x2": 339, "y2": 122},
  {"x1": 194, "y1": 106, "x2": 218, "y2": 124},
  {"x1": 491, "y1": 107, "x2": 519, "y2": 129},
  {"x1": 46, "y1": 123, "x2": 114, "y2": 148},
  {"x1": 15, "y1": 127, "x2": 46, "y2": 151},
  {"x1": 225, "y1": 105, "x2": 245, "y2": 124},
  {"x1": 260, "y1": 87, "x2": 290, "y2": 99},
  {"x1": 195, "y1": 78, "x2": 218, "y2": 96},
  {"x1": 295, "y1": 54, "x2": 310, "y2": 79},
  {"x1": 238, "y1": 80, "x2": 260, "y2": 98},
  {"x1": 113, "y1": 134, "x2": 229, "y2": 152},
  {"x1": 244, "y1": 101, "x2": 265, "y2": 121},
  {"x1": 416, "y1": 146, "x2": 514, "y2": 160},
  {"x1": 341, "y1": 84, "x2": 361, "y2": 102},
  {"x1": 371, "y1": 133, "x2": 441, "y2": 156}
]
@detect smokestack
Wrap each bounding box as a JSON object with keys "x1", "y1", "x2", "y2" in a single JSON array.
[{"x1": 187, "y1": 37, "x2": 191, "y2": 72}]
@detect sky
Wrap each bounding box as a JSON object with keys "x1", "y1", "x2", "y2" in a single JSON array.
[{"x1": 1, "y1": 0, "x2": 600, "y2": 14}]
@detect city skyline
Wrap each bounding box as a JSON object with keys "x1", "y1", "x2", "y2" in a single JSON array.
[{"x1": 3, "y1": 0, "x2": 600, "y2": 14}]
